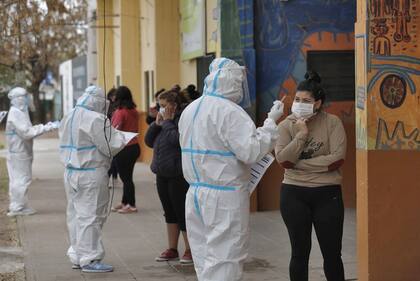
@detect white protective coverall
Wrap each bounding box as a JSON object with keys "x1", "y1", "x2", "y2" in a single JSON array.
[
  {"x1": 59, "y1": 85, "x2": 137, "y2": 267},
  {"x1": 178, "y1": 58, "x2": 281, "y2": 281},
  {"x1": 5, "y1": 87, "x2": 57, "y2": 215}
]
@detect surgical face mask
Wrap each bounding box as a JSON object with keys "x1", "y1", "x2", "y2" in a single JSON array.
[
  {"x1": 159, "y1": 107, "x2": 165, "y2": 115},
  {"x1": 291, "y1": 102, "x2": 315, "y2": 119}
]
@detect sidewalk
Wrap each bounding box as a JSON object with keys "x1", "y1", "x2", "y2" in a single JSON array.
[{"x1": 4, "y1": 138, "x2": 357, "y2": 281}]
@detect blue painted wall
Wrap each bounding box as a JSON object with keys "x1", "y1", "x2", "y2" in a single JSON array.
[{"x1": 255, "y1": 0, "x2": 356, "y2": 120}]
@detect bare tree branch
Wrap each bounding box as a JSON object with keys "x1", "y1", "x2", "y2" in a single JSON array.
[{"x1": 0, "y1": 0, "x2": 87, "y2": 122}]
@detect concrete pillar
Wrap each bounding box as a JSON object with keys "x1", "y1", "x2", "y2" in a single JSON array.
[
  {"x1": 96, "y1": 0, "x2": 115, "y2": 92},
  {"x1": 155, "y1": 0, "x2": 180, "y2": 90},
  {"x1": 120, "y1": 0, "x2": 142, "y2": 109},
  {"x1": 355, "y1": 1, "x2": 420, "y2": 280}
]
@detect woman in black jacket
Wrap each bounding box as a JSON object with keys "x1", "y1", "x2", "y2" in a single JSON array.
[{"x1": 145, "y1": 89, "x2": 192, "y2": 264}]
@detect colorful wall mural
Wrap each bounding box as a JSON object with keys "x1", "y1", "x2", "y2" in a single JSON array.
[
  {"x1": 254, "y1": 0, "x2": 356, "y2": 121},
  {"x1": 253, "y1": 1, "x2": 357, "y2": 206},
  {"x1": 206, "y1": 0, "x2": 219, "y2": 54},
  {"x1": 356, "y1": 0, "x2": 419, "y2": 150},
  {"x1": 221, "y1": 0, "x2": 256, "y2": 118}
]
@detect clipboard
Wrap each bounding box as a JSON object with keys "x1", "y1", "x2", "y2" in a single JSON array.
[{"x1": 248, "y1": 153, "x2": 275, "y2": 195}]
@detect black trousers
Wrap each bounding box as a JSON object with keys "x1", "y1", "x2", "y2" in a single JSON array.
[
  {"x1": 156, "y1": 175, "x2": 189, "y2": 231},
  {"x1": 280, "y1": 184, "x2": 345, "y2": 281},
  {"x1": 115, "y1": 144, "x2": 140, "y2": 206}
]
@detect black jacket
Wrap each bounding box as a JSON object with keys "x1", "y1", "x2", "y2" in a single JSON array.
[{"x1": 144, "y1": 113, "x2": 183, "y2": 177}]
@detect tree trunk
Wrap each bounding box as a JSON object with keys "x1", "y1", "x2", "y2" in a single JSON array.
[{"x1": 29, "y1": 80, "x2": 45, "y2": 124}]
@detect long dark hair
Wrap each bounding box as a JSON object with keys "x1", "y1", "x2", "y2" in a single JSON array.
[
  {"x1": 296, "y1": 71, "x2": 326, "y2": 104},
  {"x1": 115, "y1": 86, "x2": 136, "y2": 109},
  {"x1": 107, "y1": 88, "x2": 117, "y2": 101}
]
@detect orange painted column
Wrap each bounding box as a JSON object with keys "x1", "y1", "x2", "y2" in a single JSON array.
[{"x1": 355, "y1": 1, "x2": 420, "y2": 280}]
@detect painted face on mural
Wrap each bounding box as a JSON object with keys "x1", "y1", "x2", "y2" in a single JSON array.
[{"x1": 292, "y1": 91, "x2": 322, "y2": 119}]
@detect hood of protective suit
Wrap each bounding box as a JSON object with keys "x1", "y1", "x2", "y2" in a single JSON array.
[
  {"x1": 75, "y1": 85, "x2": 108, "y2": 114},
  {"x1": 205, "y1": 58, "x2": 244, "y2": 104},
  {"x1": 8, "y1": 87, "x2": 29, "y2": 111}
]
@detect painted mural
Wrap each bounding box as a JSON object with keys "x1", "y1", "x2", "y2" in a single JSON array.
[
  {"x1": 221, "y1": 0, "x2": 256, "y2": 118},
  {"x1": 255, "y1": 0, "x2": 356, "y2": 121},
  {"x1": 206, "y1": 0, "x2": 219, "y2": 54},
  {"x1": 358, "y1": 0, "x2": 420, "y2": 150}
]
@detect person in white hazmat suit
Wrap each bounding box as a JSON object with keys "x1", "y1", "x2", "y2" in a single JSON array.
[
  {"x1": 5, "y1": 87, "x2": 59, "y2": 217},
  {"x1": 178, "y1": 57, "x2": 285, "y2": 281},
  {"x1": 59, "y1": 85, "x2": 137, "y2": 273}
]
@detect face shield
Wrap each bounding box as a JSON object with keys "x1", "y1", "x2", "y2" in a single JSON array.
[
  {"x1": 8, "y1": 87, "x2": 28, "y2": 111},
  {"x1": 223, "y1": 66, "x2": 251, "y2": 109},
  {"x1": 11, "y1": 95, "x2": 29, "y2": 111},
  {"x1": 238, "y1": 67, "x2": 251, "y2": 109}
]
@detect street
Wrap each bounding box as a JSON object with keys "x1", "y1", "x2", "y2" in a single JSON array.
[{"x1": 0, "y1": 137, "x2": 357, "y2": 281}]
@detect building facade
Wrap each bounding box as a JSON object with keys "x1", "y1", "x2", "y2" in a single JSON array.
[{"x1": 94, "y1": 1, "x2": 420, "y2": 279}]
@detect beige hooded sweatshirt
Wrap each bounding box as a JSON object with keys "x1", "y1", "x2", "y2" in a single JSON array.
[{"x1": 275, "y1": 111, "x2": 347, "y2": 187}]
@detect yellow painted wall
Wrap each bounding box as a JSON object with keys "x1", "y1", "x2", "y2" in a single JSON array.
[
  {"x1": 180, "y1": 59, "x2": 197, "y2": 87},
  {"x1": 120, "y1": 0, "x2": 142, "y2": 108},
  {"x1": 155, "y1": 0, "x2": 181, "y2": 90},
  {"x1": 206, "y1": 0, "x2": 218, "y2": 54},
  {"x1": 363, "y1": 0, "x2": 419, "y2": 150},
  {"x1": 140, "y1": 0, "x2": 156, "y2": 110},
  {"x1": 356, "y1": 1, "x2": 420, "y2": 280},
  {"x1": 113, "y1": 0, "x2": 121, "y2": 85},
  {"x1": 96, "y1": 0, "x2": 115, "y2": 93}
]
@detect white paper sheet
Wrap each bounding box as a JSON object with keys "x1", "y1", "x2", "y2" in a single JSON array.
[{"x1": 248, "y1": 153, "x2": 275, "y2": 195}]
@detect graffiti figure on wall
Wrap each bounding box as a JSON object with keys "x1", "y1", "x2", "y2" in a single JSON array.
[
  {"x1": 376, "y1": 118, "x2": 420, "y2": 150},
  {"x1": 365, "y1": 0, "x2": 419, "y2": 150},
  {"x1": 379, "y1": 74, "x2": 407, "y2": 108},
  {"x1": 392, "y1": 0, "x2": 411, "y2": 43},
  {"x1": 371, "y1": 19, "x2": 391, "y2": 55},
  {"x1": 370, "y1": 0, "x2": 393, "y2": 17}
]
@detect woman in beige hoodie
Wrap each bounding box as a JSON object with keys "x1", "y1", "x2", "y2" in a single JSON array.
[{"x1": 275, "y1": 71, "x2": 347, "y2": 281}]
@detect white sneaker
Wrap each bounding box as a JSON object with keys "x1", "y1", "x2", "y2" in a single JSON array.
[
  {"x1": 21, "y1": 208, "x2": 37, "y2": 215},
  {"x1": 7, "y1": 208, "x2": 36, "y2": 217},
  {"x1": 81, "y1": 261, "x2": 113, "y2": 273},
  {"x1": 7, "y1": 211, "x2": 22, "y2": 217}
]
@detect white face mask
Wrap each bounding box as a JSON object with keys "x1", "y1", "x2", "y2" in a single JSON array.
[
  {"x1": 159, "y1": 107, "x2": 165, "y2": 115},
  {"x1": 291, "y1": 102, "x2": 315, "y2": 119}
]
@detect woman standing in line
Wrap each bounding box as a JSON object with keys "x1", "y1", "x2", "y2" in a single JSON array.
[
  {"x1": 275, "y1": 71, "x2": 347, "y2": 281},
  {"x1": 111, "y1": 86, "x2": 141, "y2": 214},
  {"x1": 145, "y1": 89, "x2": 193, "y2": 264}
]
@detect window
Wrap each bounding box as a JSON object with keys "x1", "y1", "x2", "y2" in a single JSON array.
[
  {"x1": 196, "y1": 54, "x2": 216, "y2": 93},
  {"x1": 116, "y1": 75, "x2": 120, "y2": 87},
  {"x1": 144, "y1": 70, "x2": 155, "y2": 108},
  {"x1": 306, "y1": 51, "x2": 355, "y2": 102}
]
